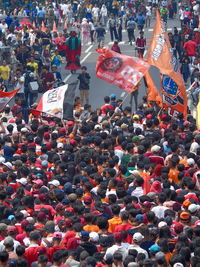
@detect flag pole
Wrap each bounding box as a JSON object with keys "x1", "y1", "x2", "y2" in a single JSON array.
[{"x1": 108, "y1": 92, "x2": 129, "y2": 122}]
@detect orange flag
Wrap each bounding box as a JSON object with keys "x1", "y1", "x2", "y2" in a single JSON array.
[
  {"x1": 147, "y1": 9, "x2": 187, "y2": 118},
  {"x1": 144, "y1": 71, "x2": 162, "y2": 107}
]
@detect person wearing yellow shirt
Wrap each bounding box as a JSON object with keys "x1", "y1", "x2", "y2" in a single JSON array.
[
  {"x1": 108, "y1": 204, "x2": 122, "y2": 233},
  {"x1": 27, "y1": 56, "x2": 38, "y2": 73},
  {"x1": 0, "y1": 60, "x2": 10, "y2": 87}
]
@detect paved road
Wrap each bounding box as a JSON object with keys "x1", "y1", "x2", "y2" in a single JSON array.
[{"x1": 46, "y1": 17, "x2": 182, "y2": 111}]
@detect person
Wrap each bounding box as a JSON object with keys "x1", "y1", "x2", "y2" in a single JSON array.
[
  {"x1": 77, "y1": 66, "x2": 91, "y2": 106},
  {"x1": 95, "y1": 23, "x2": 106, "y2": 48},
  {"x1": 111, "y1": 41, "x2": 121, "y2": 54},
  {"x1": 100, "y1": 4, "x2": 108, "y2": 26},
  {"x1": 81, "y1": 18, "x2": 90, "y2": 45},
  {"x1": 130, "y1": 84, "x2": 140, "y2": 111},
  {"x1": 65, "y1": 28, "x2": 81, "y2": 74},
  {"x1": 40, "y1": 66, "x2": 55, "y2": 92},
  {"x1": 108, "y1": 15, "x2": 118, "y2": 42},
  {"x1": 183, "y1": 37, "x2": 197, "y2": 62},
  {"x1": 136, "y1": 12, "x2": 145, "y2": 31},
  {"x1": 13, "y1": 69, "x2": 25, "y2": 99},
  {"x1": 0, "y1": 60, "x2": 10, "y2": 88},
  {"x1": 24, "y1": 65, "x2": 38, "y2": 107},
  {"x1": 136, "y1": 31, "x2": 146, "y2": 58},
  {"x1": 146, "y1": 3, "x2": 152, "y2": 27},
  {"x1": 51, "y1": 65, "x2": 62, "y2": 87},
  {"x1": 127, "y1": 17, "x2": 136, "y2": 45}
]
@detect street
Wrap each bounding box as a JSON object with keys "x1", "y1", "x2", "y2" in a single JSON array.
[{"x1": 43, "y1": 17, "x2": 182, "y2": 111}]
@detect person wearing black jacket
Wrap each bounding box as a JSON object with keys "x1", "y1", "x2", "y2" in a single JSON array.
[{"x1": 77, "y1": 66, "x2": 91, "y2": 106}]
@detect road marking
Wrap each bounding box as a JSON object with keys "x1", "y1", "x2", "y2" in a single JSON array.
[
  {"x1": 64, "y1": 73, "x2": 71, "y2": 82},
  {"x1": 81, "y1": 52, "x2": 92, "y2": 63},
  {"x1": 148, "y1": 27, "x2": 181, "y2": 32},
  {"x1": 108, "y1": 41, "x2": 125, "y2": 45},
  {"x1": 85, "y1": 45, "x2": 93, "y2": 53}
]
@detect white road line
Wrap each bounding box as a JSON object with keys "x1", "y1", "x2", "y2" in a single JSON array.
[
  {"x1": 64, "y1": 52, "x2": 92, "y2": 82},
  {"x1": 108, "y1": 41, "x2": 125, "y2": 45},
  {"x1": 81, "y1": 52, "x2": 92, "y2": 64},
  {"x1": 64, "y1": 73, "x2": 71, "y2": 82},
  {"x1": 85, "y1": 45, "x2": 93, "y2": 53},
  {"x1": 148, "y1": 27, "x2": 181, "y2": 32}
]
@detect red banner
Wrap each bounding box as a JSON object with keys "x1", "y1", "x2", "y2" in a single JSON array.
[
  {"x1": 0, "y1": 89, "x2": 19, "y2": 112},
  {"x1": 96, "y1": 48, "x2": 150, "y2": 93}
]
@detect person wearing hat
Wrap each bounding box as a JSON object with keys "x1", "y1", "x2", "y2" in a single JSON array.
[
  {"x1": 48, "y1": 232, "x2": 63, "y2": 262},
  {"x1": 128, "y1": 232, "x2": 148, "y2": 258},
  {"x1": 65, "y1": 28, "x2": 81, "y2": 74}
]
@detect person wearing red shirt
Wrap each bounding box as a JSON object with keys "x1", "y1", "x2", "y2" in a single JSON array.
[
  {"x1": 47, "y1": 232, "x2": 65, "y2": 262},
  {"x1": 24, "y1": 230, "x2": 41, "y2": 265},
  {"x1": 101, "y1": 96, "x2": 114, "y2": 115},
  {"x1": 184, "y1": 37, "x2": 197, "y2": 58},
  {"x1": 40, "y1": 66, "x2": 55, "y2": 92},
  {"x1": 136, "y1": 31, "x2": 146, "y2": 58},
  {"x1": 114, "y1": 211, "x2": 132, "y2": 243}
]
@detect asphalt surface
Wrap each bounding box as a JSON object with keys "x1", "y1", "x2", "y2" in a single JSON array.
[{"x1": 57, "y1": 17, "x2": 182, "y2": 111}]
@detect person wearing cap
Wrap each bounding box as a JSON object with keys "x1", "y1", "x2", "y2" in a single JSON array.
[
  {"x1": 77, "y1": 66, "x2": 91, "y2": 106},
  {"x1": 128, "y1": 232, "x2": 148, "y2": 259},
  {"x1": 110, "y1": 94, "x2": 117, "y2": 108},
  {"x1": 47, "y1": 232, "x2": 64, "y2": 262}
]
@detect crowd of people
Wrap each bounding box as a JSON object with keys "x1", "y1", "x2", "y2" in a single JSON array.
[{"x1": 0, "y1": 0, "x2": 198, "y2": 267}]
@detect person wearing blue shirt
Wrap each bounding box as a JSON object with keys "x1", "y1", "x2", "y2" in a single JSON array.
[
  {"x1": 51, "y1": 65, "x2": 62, "y2": 87},
  {"x1": 5, "y1": 15, "x2": 13, "y2": 28},
  {"x1": 37, "y1": 7, "x2": 45, "y2": 25}
]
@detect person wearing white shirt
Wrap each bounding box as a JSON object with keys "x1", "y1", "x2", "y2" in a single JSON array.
[
  {"x1": 128, "y1": 232, "x2": 149, "y2": 259},
  {"x1": 151, "y1": 193, "x2": 169, "y2": 219},
  {"x1": 131, "y1": 175, "x2": 144, "y2": 200},
  {"x1": 0, "y1": 21, "x2": 8, "y2": 34},
  {"x1": 100, "y1": 4, "x2": 108, "y2": 26},
  {"x1": 104, "y1": 232, "x2": 128, "y2": 261},
  {"x1": 14, "y1": 70, "x2": 25, "y2": 97},
  {"x1": 146, "y1": 4, "x2": 152, "y2": 27},
  {"x1": 92, "y1": 5, "x2": 100, "y2": 22}
]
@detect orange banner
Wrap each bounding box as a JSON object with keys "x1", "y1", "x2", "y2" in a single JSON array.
[
  {"x1": 96, "y1": 47, "x2": 150, "y2": 93},
  {"x1": 144, "y1": 72, "x2": 162, "y2": 107},
  {"x1": 147, "y1": 9, "x2": 187, "y2": 118}
]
